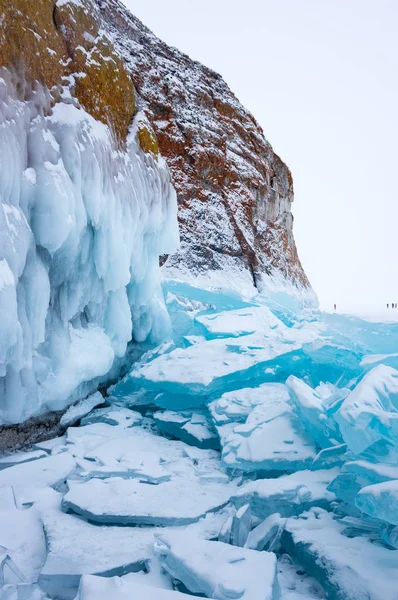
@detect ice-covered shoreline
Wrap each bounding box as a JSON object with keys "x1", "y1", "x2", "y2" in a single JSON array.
[{"x1": 1, "y1": 281, "x2": 398, "y2": 599}]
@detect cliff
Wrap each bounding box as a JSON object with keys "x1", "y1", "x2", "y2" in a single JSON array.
[
  {"x1": 0, "y1": 0, "x2": 310, "y2": 292},
  {"x1": 99, "y1": 0, "x2": 311, "y2": 294},
  {"x1": 0, "y1": 0, "x2": 311, "y2": 425}
]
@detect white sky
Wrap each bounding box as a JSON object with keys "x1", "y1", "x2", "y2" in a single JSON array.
[{"x1": 122, "y1": 0, "x2": 398, "y2": 308}]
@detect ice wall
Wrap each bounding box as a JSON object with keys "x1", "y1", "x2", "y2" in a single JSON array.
[{"x1": 0, "y1": 73, "x2": 179, "y2": 424}]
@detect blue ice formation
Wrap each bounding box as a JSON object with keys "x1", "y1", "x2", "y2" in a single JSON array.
[
  {"x1": 356, "y1": 479, "x2": 398, "y2": 525},
  {"x1": 2, "y1": 91, "x2": 398, "y2": 600},
  {"x1": 245, "y1": 513, "x2": 286, "y2": 552},
  {"x1": 108, "y1": 279, "x2": 398, "y2": 595},
  {"x1": 2, "y1": 276, "x2": 398, "y2": 598},
  {"x1": 0, "y1": 74, "x2": 178, "y2": 424},
  {"x1": 335, "y1": 364, "x2": 398, "y2": 454},
  {"x1": 153, "y1": 409, "x2": 219, "y2": 449}
]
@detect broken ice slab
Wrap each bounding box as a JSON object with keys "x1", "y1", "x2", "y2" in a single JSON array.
[
  {"x1": 381, "y1": 524, "x2": 398, "y2": 549},
  {"x1": 218, "y1": 515, "x2": 233, "y2": 544},
  {"x1": 286, "y1": 375, "x2": 343, "y2": 448},
  {"x1": 302, "y1": 341, "x2": 362, "y2": 375},
  {"x1": 232, "y1": 469, "x2": 338, "y2": 519},
  {"x1": 79, "y1": 425, "x2": 188, "y2": 470},
  {"x1": 65, "y1": 422, "x2": 138, "y2": 458},
  {"x1": 79, "y1": 406, "x2": 143, "y2": 427},
  {"x1": 110, "y1": 323, "x2": 319, "y2": 410},
  {"x1": 282, "y1": 508, "x2": 398, "y2": 600},
  {"x1": 77, "y1": 424, "x2": 227, "y2": 484},
  {"x1": 219, "y1": 411, "x2": 317, "y2": 472},
  {"x1": 39, "y1": 509, "x2": 156, "y2": 600},
  {"x1": 65, "y1": 418, "x2": 172, "y2": 462},
  {"x1": 76, "y1": 574, "x2": 206, "y2": 600},
  {"x1": 210, "y1": 384, "x2": 317, "y2": 472},
  {"x1": 62, "y1": 472, "x2": 236, "y2": 525},
  {"x1": 209, "y1": 383, "x2": 291, "y2": 426},
  {"x1": 154, "y1": 531, "x2": 280, "y2": 600},
  {"x1": 33, "y1": 436, "x2": 66, "y2": 453},
  {"x1": 77, "y1": 454, "x2": 171, "y2": 484},
  {"x1": 310, "y1": 444, "x2": 348, "y2": 471},
  {"x1": 194, "y1": 305, "x2": 285, "y2": 339},
  {"x1": 230, "y1": 503, "x2": 251, "y2": 547},
  {"x1": 356, "y1": 479, "x2": 398, "y2": 525},
  {"x1": 327, "y1": 459, "x2": 398, "y2": 505},
  {"x1": 117, "y1": 451, "x2": 171, "y2": 484},
  {"x1": 335, "y1": 365, "x2": 398, "y2": 454},
  {"x1": 361, "y1": 353, "x2": 398, "y2": 372},
  {"x1": 245, "y1": 513, "x2": 286, "y2": 552},
  {"x1": 0, "y1": 584, "x2": 50, "y2": 600},
  {"x1": 154, "y1": 409, "x2": 219, "y2": 449},
  {"x1": 0, "y1": 449, "x2": 48, "y2": 470},
  {"x1": 320, "y1": 311, "x2": 398, "y2": 356},
  {"x1": 59, "y1": 392, "x2": 104, "y2": 428},
  {"x1": 13, "y1": 485, "x2": 62, "y2": 513},
  {"x1": 0, "y1": 505, "x2": 46, "y2": 585},
  {"x1": 0, "y1": 452, "x2": 75, "y2": 489},
  {"x1": 163, "y1": 280, "x2": 254, "y2": 312}
]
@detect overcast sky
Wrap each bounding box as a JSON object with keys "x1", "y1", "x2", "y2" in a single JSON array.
[{"x1": 123, "y1": 0, "x2": 397, "y2": 308}]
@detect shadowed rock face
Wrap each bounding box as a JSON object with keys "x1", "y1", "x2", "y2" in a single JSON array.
[{"x1": 0, "y1": 0, "x2": 310, "y2": 291}]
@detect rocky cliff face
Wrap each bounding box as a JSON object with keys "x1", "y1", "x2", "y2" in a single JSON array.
[
  {"x1": 0, "y1": 0, "x2": 310, "y2": 296},
  {"x1": 100, "y1": 0, "x2": 310, "y2": 294},
  {"x1": 0, "y1": 0, "x2": 312, "y2": 426}
]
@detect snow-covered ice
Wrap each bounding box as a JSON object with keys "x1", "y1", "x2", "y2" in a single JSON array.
[
  {"x1": 76, "y1": 575, "x2": 203, "y2": 600},
  {"x1": 0, "y1": 449, "x2": 47, "y2": 470},
  {"x1": 39, "y1": 509, "x2": 154, "y2": 599},
  {"x1": 282, "y1": 508, "x2": 398, "y2": 600},
  {"x1": 210, "y1": 384, "x2": 317, "y2": 472},
  {"x1": 245, "y1": 513, "x2": 286, "y2": 552},
  {"x1": 59, "y1": 393, "x2": 104, "y2": 428},
  {"x1": 62, "y1": 470, "x2": 236, "y2": 525},
  {"x1": 1, "y1": 265, "x2": 398, "y2": 598},
  {"x1": 154, "y1": 531, "x2": 280, "y2": 600},
  {"x1": 335, "y1": 365, "x2": 398, "y2": 453},
  {"x1": 0, "y1": 452, "x2": 75, "y2": 489},
  {"x1": 230, "y1": 503, "x2": 251, "y2": 547},
  {"x1": 0, "y1": 505, "x2": 46, "y2": 585},
  {"x1": 154, "y1": 409, "x2": 219, "y2": 449},
  {"x1": 194, "y1": 305, "x2": 284, "y2": 338},
  {"x1": 232, "y1": 469, "x2": 337, "y2": 519},
  {"x1": 356, "y1": 479, "x2": 398, "y2": 525},
  {"x1": 286, "y1": 376, "x2": 342, "y2": 448}
]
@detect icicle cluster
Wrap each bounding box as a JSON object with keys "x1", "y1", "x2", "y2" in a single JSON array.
[{"x1": 0, "y1": 74, "x2": 179, "y2": 424}]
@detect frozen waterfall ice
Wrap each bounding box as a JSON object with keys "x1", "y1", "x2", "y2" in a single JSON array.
[{"x1": 0, "y1": 73, "x2": 179, "y2": 424}]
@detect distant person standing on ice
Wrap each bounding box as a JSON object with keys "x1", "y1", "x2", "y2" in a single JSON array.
[
  {"x1": 387, "y1": 303, "x2": 389, "y2": 309},
  {"x1": 334, "y1": 304, "x2": 336, "y2": 311}
]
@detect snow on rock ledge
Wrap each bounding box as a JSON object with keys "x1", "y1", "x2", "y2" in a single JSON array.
[{"x1": 0, "y1": 74, "x2": 179, "y2": 424}]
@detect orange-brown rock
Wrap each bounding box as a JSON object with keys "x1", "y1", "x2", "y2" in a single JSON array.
[
  {"x1": 0, "y1": 0, "x2": 135, "y2": 141},
  {"x1": 0, "y1": 0, "x2": 310, "y2": 291}
]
